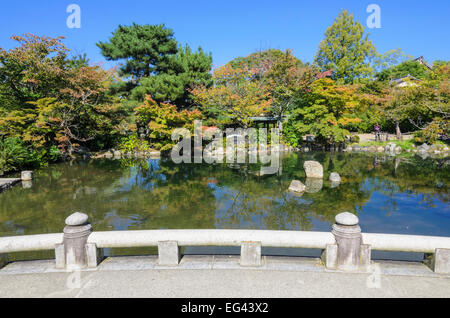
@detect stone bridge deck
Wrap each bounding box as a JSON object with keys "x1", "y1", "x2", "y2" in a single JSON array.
[{"x1": 1, "y1": 255, "x2": 449, "y2": 298}]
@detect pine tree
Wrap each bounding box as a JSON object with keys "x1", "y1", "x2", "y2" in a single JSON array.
[{"x1": 97, "y1": 23, "x2": 178, "y2": 81}]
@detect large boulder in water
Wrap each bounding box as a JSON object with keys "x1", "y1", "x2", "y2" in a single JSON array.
[{"x1": 303, "y1": 161, "x2": 323, "y2": 179}]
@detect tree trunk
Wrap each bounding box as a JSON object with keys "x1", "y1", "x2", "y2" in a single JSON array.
[{"x1": 395, "y1": 121, "x2": 402, "y2": 141}]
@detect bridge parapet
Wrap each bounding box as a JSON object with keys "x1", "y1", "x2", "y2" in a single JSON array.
[{"x1": 0, "y1": 212, "x2": 449, "y2": 274}]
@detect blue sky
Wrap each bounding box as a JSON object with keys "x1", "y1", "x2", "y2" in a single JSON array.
[{"x1": 0, "y1": 0, "x2": 449, "y2": 69}]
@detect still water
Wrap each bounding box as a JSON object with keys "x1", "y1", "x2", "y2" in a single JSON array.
[{"x1": 1, "y1": 152, "x2": 449, "y2": 261}]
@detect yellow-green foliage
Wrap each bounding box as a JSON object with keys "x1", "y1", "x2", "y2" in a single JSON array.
[
  {"x1": 135, "y1": 96, "x2": 202, "y2": 151},
  {"x1": 118, "y1": 135, "x2": 151, "y2": 153}
]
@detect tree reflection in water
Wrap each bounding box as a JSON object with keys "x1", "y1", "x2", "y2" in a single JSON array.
[{"x1": 0, "y1": 153, "x2": 448, "y2": 240}]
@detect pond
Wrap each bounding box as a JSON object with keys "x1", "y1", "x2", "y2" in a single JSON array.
[{"x1": 0, "y1": 152, "x2": 449, "y2": 262}]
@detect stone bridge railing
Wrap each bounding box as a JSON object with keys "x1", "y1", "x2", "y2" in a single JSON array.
[{"x1": 0, "y1": 212, "x2": 449, "y2": 274}]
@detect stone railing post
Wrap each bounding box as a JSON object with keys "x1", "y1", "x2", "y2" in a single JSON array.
[
  {"x1": 323, "y1": 212, "x2": 370, "y2": 271},
  {"x1": 240, "y1": 242, "x2": 262, "y2": 267},
  {"x1": 425, "y1": 249, "x2": 450, "y2": 274},
  {"x1": 158, "y1": 241, "x2": 181, "y2": 266},
  {"x1": 55, "y1": 212, "x2": 102, "y2": 270},
  {"x1": 21, "y1": 171, "x2": 33, "y2": 189},
  {"x1": 21, "y1": 171, "x2": 33, "y2": 181}
]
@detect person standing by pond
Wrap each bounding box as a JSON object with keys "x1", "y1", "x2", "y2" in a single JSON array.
[{"x1": 374, "y1": 123, "x2": 381, "y2": 141}]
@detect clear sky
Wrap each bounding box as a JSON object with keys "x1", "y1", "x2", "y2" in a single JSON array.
[{"x1": 0, "y1": 0, "x2": 449, "y2": 69}]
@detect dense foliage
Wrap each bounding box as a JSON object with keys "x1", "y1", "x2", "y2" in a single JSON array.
[
  {"x1": 315, "y1": 10, "x2": 376, "y2": 84},
  {"x1": 284, "y1": 78, "x2": 361, "y2": 146},
  {"x1": 97, "y1": 23, "x2": 212, "y2": 108},
  {"x1": 0, "y1": 11, "x2": 448, "y2": 173},
  {"x1": 0, "y1": 34, "x2": 126, "y2": 173},
  {"x1": 134, "y1": 96, "x2": 202, "y2": 151}
]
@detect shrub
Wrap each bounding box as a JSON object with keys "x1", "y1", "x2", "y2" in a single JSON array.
[
  {"x1": 48, "y1": 145, "x2": 63, "y2": 162},
  {"x1": 118, "y1": 135, "x2": 151, "y2": 153},
  {"x1": 0, "y1": 138, "x2": 40, "y2": 174},
  {"x1": 350, "y1": 135, "x2": 360, "y2": 143},
  {"x1": 413, "y1": 119, "x2": 449, "y2": 144},
  {"x1": 135, "y1": 96, "x2": 202, "y2": 151}
]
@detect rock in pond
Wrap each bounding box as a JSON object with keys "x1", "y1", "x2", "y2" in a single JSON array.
[
  {"x1": 289, "y1": 180, "x2": 306, "y2": 193},
  {"x1": 329, "y1": 172, "x2": 341, "y2": 183},
  {"x1": 303, "y1": 161, "x2": 323, "y2": 179}
]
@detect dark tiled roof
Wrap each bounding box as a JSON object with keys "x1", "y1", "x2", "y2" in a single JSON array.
[{"x1": 414, "y1": 56, "x2": 433, "y2": 70}]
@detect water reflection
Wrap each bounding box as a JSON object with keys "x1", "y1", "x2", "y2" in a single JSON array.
[{"x1": 0, "y1": 153, "x2": 448, "y2": 241}]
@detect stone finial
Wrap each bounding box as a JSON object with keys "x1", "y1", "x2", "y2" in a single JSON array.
[
  {"x1": 335, "y1": 212, "x2": 359, "y2": 226},
  {"x1": 65, "y1": 212, "x2": 89, "y2": 226},
  {"x1": 331, "y1": 212, "x2": 364, "y2": 271},
  {"x1": 62, "y1": 212, "x2": 93, "y2": 270}
]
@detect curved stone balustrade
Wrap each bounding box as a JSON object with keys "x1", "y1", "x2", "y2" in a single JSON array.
[{"x1": 0, "y1": 212, "x2": 449, "y2": 273}]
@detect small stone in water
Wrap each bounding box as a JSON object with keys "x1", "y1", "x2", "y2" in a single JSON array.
[
  {"x1": 289, "y1": 180, "x2": 306, "y2": 193},
  {"x1": 329, "y1": 172, "x2": 341, "y2": 183}
]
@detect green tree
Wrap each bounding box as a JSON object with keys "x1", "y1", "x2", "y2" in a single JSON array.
[
  {"x1": 396, "y1": 65, "x2": 449, "y2": 143},
  {"x1": 67, "y1": 53, "x2": 90, "y2": 69},
  {"x1": 433, "y1": 60, "x2": 450, "y2": 70},
  {"x1": 130, "y1": 44, "x2": 212, "y2": 107},
  {"x1": 190, "y1": 63, "x2": 272, "y2": 128},
  {"x1": 97, "y1": 23, "x2": 178, "y2": 81},
  {"x1": 134, "y1": 96, "x2": 202, "y2": 151},
  {"x1": 284, "y1": 78, "x2": 361, "y2": 146},
  {"x1": 30, "y1": 65, "x2": 126, "y2": 154},
  {"x1": 264, "y1": 50, "x2": 316, "y2": 122},
  {"x1": 98, "y1": 24, "x2": 212, "y2": 108},
  {"x1": 315, "y1": 10, "x2": 376, "y2": 84},
  {"x1": 0, "y1": 137, "x2": 40, "y2": 174},
  {"x1": 372, "y1": 48, "x2": 412, "y2": 75},
  {"x1": 215, "y1": 49, "x2": 316, "y2": 132},
  {"x1": 0, "y1": 34, "x2": 126, "y2": 162},
  {"x1": 376, "y1": 60, "x2": 432, "y2": 82},
  {"x1": 0, "y1": 34, "x2": 69, "y2": 111}
]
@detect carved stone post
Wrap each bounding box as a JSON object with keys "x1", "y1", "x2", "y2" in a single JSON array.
[
  {"x1": 332, "y1": 212, "x2": 361, "y2": 271},
  {"x1": 59, "y1": 212, "x2": 93, "y2": 270},
  {"x1": 323, "y1": 212, "x2": 371, "y2": 271}
]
